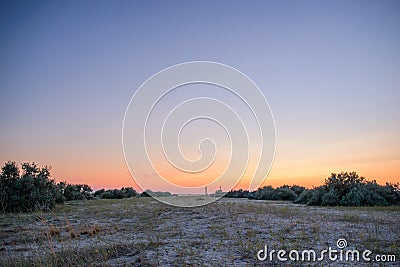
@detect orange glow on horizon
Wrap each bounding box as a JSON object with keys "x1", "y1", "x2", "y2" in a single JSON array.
[
  {"x1": 51, "y1": 159, "x2": 399, "y2": 192},
  {"x1": 45, "y1": 130, "x2": 399, "y2": 192}
]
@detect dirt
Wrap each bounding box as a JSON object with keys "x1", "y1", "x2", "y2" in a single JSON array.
[{"x1": 0, "y1": 198, "x2": 399, "y2": 266}]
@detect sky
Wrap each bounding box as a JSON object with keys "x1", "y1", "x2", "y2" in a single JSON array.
[{"x1": 0, "y1": 0, "x2": 399, "y2": 192}]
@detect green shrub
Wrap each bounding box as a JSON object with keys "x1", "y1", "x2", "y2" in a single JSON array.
[
  {"x1": 61, "y1": 183, "x2": 93, "y2": 201},
  {"x1": 252, "y1": 185, "x2": 299, "y2": 201},
  {"x1": 301, "y1": 173, "x2": 400, "y2": 206},
  {"x1": 225, "y1": 189, "x2": 250, "y2": 198},
  {"x1": 93, "y1": 189, "x2": 105, "y2": 198},
  {"x1": 308, "y1": 186, "x2": 327, "y2": 206},
  {"x1": 0, "y1": 161, "x2": 63, "y2": 213},
  {"x1": 321, "y1": 189, "x2": 339, "y2": 206},
  {"x1": 271, "y1": 186, "x2": 298, "y2": 201},
  {"x1": 339, "y1": 187, "x2": 366, "y2": 206},
  {"x1": 294, "y1": 189, "x2": 312, "y2": 204},
  {"x1": 325, "y1": 172, "x2": 365, "y2": 200},
  {"x1": 97, "y1": 187, "x2": 138, "y2": 199},
  {"x1": 290, "y1": 185, "x2": 306, "y2": 196},
  {"x1": 254, "y1": 186, "x2": 274, "y2": 200}
]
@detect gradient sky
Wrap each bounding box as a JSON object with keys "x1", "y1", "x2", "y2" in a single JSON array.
[{"x1": 1, "y1": 0, "x2": 399, "y2": 191}]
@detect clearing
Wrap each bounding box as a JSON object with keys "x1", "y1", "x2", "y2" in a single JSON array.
[{"x1": 0, "y1": 197, "x2": 399, "y2": 266}]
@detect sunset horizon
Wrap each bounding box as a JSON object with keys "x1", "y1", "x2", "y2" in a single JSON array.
[
  {"x1": 1, "y1": 1, "x2": 399, "y2": 265},
  {"x1": 1, "y1": 158, "x2": 397, "y2": 193}
]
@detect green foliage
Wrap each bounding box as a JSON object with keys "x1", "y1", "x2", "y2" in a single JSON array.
[
  {"x1": 226, "y1": 185, "x2": 306, "y2": 201},
  {"x1": 61, "y1": 183, "x2": 93, "y2": 201},
  {"x1": 0, "y1": 161, "x2": 96, "y2": 213},
  {"x1": 262, "y1": 185, "x2": 298, "y2": 201},
  {"x1": 225, "y1": 189, "x2": 250, "y2": 198},
  {"x1": 307, "y1": 186, "x2": 328, "y2": 206},
  {"x1": 139, "y1": 191, "x2": 151, "y2": 197},
  {"x1": 95, "y1": 187, "x2": 138, "y2": 199},
  {"x1": 1, "y1": 161, "x2": 19, "y2": 180},
  {"x1": 289, "y1": 185, "x2": 306, "y2": 196},
  {"x1": 253, "y1": 186, "x2": 274, "y2": 200},
  {"x1": 245, "y1": 172, "x2": 399, "y2": 207},
  {"x1": 3, "y1": 160, "x2": 397, "y2": 213},
  {"x1": 339, "y1": 187, "x2": 367, "y2": 206},
  {"x1": 142, "y1": 189, "x2": 172, "y2": 197},
  {"x1": 0, "y1": 161, "x2": 63, "y2": 213},
  {"x1": 93, "y1": 188, "x2": 105, "y2": 198},
  {"x1": 294, "y1": 189, "x2": 312, "y2": 204},
  {"x1": 272, "y1": 186, "x2": 298, "y2": 201},
  {"x1": 325, "y1": 172, "x2": 365, "y2": 200},
  {"x1": 227, "y1": 185, "x2": 299, "y2": 201},
  {"x1": 321, "y1": 189, "x2": 339, "y2": 206},
  {"x1": 300, "y1": 172, "x2": 400, "y2": 206}
]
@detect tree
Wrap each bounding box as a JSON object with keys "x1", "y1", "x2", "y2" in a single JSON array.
[
  {"x1": 63, "y1": 184, "x2": 93, "y2": 201},
  {"x1": 325, "y1": 172, "x2": 365, "y2": 200},
  {"x1": 1, "y1": 161, "x2": 19, "y2": 180},
  {"x1": 0, "y1": 162, "x2": 62, "y2": 212},
  {"x1": 295, "y1": 172, "x2": 400, "y2": 206}
]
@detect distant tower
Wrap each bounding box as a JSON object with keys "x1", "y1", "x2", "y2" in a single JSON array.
[{"x1": 205, "y1": 186, "x2": 208, "y2": 196}]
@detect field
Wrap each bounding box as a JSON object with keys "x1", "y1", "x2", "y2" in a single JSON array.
[{"x1": 0, "y1": 197, "x2": 399, "y2": 266}]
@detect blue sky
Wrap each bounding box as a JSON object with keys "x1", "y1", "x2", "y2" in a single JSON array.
[{"x1": 1, "y1": 0, "x2": 399, "y2": 189}]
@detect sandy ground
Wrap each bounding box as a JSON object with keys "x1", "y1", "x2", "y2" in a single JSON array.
[{"x1": 0, "y1": 197, "x2": 399, "y2": 266}]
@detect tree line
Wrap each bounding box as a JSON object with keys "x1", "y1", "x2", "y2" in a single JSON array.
[
  {"x1": 0, "y1": 161, "x2": 139, "y2": 213},
  {"x1": 2, "y1": 161, "x2": 399, "y2": 213},
  {"x1": 225, "y1": 172, "x2": 400, "y2": 206}
]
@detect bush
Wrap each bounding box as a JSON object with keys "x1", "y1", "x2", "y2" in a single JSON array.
[
  {"x1": 296, "y1": 173, "x2": 400, "y2": 206},
  {"x1": 321, "y1": 189, "x2": 339, "y2": 206},
  {"x1": 370, "y1": 182, "x2": 399, "y2": 205},
  {"x1": 325, "y1": 172, "x2": 365, "y2": 200},
  {"x1": 139, "y1": 191, "x2": 151, "y2": 197},
  {"x1": 254, "y1": 186, "x2": 274, "y2": 200},
  {"x1": 93, "y1": 189, "x2": 105, "y2": 198},
  {"x1": 96, "y1": 187, "x2": 138, "y2": 199},
  {"x1": 339, "y1": 187, "x2": 366, "y2": 206},
  {"x1": 308, "y1": 186, "x2": 327, "y2": 206},
  {"x1": 225, "y1": 189, "x2": 250, "y2": 198},
  {"x1": 61, "y1": 183, "x2": 93, "y2": 201},
  {"x1": 294, "y1": 189, "x2": 312, "y2": 204},
  {"x1": 253, "y1": 185, "x2": 299, "y2": 201},
  {"x1": 143, "y1": 189, "x2": 171, "y2": 197},
  {"x1": 0, "y1": 161, "x2": 63, "y2": 213},
  {"x1": 290, "y1": 185, "x2": 306, "y2": 196},
  {"x1": 272, "y1": 186, "x2": 298, "y2": 201}
]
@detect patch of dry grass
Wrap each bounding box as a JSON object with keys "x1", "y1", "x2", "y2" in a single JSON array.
[{"x1": 0, "y1": 198, "x2": 399, "y2": 266}]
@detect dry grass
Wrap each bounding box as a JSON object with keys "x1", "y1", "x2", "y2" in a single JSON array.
[{"x1": 0, "y1": 198, "x2": 399, "y2": 266}]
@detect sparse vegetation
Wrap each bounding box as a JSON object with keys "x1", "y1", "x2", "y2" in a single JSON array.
[{"x1": 0, "y1": 198, "x2": 398, "y2": 266}]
